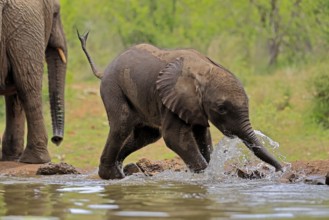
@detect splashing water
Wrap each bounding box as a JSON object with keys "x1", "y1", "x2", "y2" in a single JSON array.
[
  {"x1": 205, "y1": 130, "x2": 286, "y2": 181},
  {"x1": 255, "y1": 130, "x2": 279, "y2": 149},
  {"x1": 141, "y1": 130, "x2": 286, "y2": 183},
  {"x1": 205, "y1": 135, "x2": 245, "y2": 178},
  {"x1": 255, "y1": 130, "x2": 288, "y2": 164}
]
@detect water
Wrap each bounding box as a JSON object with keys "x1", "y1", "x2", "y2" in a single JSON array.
[{"x1": 0, "y1": 132, "x2": 328, "y2": 220}]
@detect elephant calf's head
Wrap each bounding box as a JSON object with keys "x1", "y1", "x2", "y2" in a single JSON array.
[
  {"x1": 157, "y1": 56, "x2": 283, "y2": 171},
  {"x1": 202, "y1": 68, "x2": 250, "y2": 139}
]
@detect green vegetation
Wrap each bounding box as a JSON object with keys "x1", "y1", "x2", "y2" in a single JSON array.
[
  {"x1": 1, "y1": 0, "x2": 329, "y2": 168},
  {"x1": 310, "y1": 68, "x2": 329, "y2": 128}
]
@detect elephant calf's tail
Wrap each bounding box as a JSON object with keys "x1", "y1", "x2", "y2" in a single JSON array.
[{"x1": 77, "y1": 30, "x2": 103, "y2": 79}]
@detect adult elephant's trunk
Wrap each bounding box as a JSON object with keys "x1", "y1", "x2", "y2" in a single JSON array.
[
  {"x1": 238, "y1": 121, "x2": 283, "y2": 171},
  {"x1": 46, "y1": 46, "x2": 67, "y2": 146}
]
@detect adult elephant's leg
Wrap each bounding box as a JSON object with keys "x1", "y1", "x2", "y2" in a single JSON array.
[
  {"x1": 17, "y1": 73, "x2": 50, "y2": 163},
  {"x1": 117, "y1": 126, "x2": 161, "y2": 164},
  {"x1": 192, "y1": 126, "x2": 213, "y2": 163},
  {"x1": 162, "y1": 111, "x2": 208, "y2": 173},
  {"x1": 2, "y1": 94, "x2": 25, "y2": 161},
  {"x1": 7, "y1": 41, "x2": 50, "y2": 164}
]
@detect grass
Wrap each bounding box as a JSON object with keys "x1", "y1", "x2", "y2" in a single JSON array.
[
  {"x1": 247, "y1": 63, "x2": 329, "y2": 161},
  {"x1": 0, "y1": 58, "x2": 328, "y2": 169}
]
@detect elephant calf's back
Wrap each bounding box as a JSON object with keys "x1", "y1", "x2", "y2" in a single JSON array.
[{"x1": 102, "y1": 47, "x2": 167, "y2": 125}]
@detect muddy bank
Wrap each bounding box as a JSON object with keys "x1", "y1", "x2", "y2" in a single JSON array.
[
  {"x1": 123, "y1": 158, "x2": 329, "y2": 185},
  {"x1": 0, "y1": 159, "x2": 328, "y2": 185},
  {"x1": 0, "y1": 162, "x2": 83, "y2": 176}
]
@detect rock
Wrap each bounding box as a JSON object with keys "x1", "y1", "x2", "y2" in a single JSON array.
[
  {"x1": 287, "y1": 173, "x2": 301, "y2": 183},
  {"x1": 123, "y1": 163, "x2": 142, "y2": 176},
  {"x1": 304, "y1": 175, "x2": 326, "y2": 185},
  {"x1": 36, "y1": 162, "x2": 80, "y2": 175},
  {"x1": 123, "y1": 157, "x2": 187, "y2": 177},
  {"x1": 136, "y1": 158, "x2": 164, "y2": 176},
  {"x1": 279, "y1": 171, "x2": 305, "y2": 183},
  {"x1": 236, "y1": 168, "x2": 265, "y2": 179}
]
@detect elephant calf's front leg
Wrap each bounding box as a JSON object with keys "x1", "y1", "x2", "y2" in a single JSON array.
[
  {"x1": 162, "y1": 113, "x2": 208, "y2": 173},
  {"x1": 2, "y1": 95, "x2": 25, "y2": 161},
  {"x1": 192, "y1": 125, "x2": 213, "y2": 163}
]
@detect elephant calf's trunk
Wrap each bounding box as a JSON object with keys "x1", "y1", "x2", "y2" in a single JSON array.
[
  {"x1": 242, "y1": 137, "x2": 283, "y2": 172},
  {"x1": 251, "y1": 145, "x2": 283, "y2": 171}
]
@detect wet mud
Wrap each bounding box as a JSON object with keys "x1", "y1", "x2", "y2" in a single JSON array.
[
  {"x1": 36, "y1": 162, "x2": 80, "y2": 175},
  {"x1": 0, "y1": 158, "x2": 328, "y2": 185},
  {"x1": 0, "y1": 161, "x2": 82, "y2": 176},
  {"x1": 125, "y1": 157, "x2": 187, "y2": 176}
]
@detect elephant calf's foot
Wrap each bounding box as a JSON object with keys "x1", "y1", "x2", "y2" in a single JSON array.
[
  {"x1": 186, "y1": 159, "x2": 208, "y2": 174},
  {"x1": 99, "y1": 164, "x2": 125, "y2": 180},
  {"x1": 19, "y1": 147, "x2": 51, "y2": 164}
]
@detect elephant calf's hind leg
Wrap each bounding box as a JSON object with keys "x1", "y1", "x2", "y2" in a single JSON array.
[
  {"x1": 117, "y1": 126, "x2": 161, "y2": 163},
  {"x1": 98, "y1": 125, "x2": 134, "y2": 180}
]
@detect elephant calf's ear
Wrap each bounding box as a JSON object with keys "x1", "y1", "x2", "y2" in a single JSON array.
[{"x1": 156, "y1": 57, "x2": 209, "y2": 127}]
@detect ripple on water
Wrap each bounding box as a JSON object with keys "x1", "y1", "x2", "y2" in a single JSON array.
[
  {"x1": 69, "y1": 208, "x2": 92, "y2": 215},
  {"x1": 57, "y1": 186, "x2": 104, "y2": 194},
  {"x1": 115, "y1": 211, "x2": 170, "y2": 217}
]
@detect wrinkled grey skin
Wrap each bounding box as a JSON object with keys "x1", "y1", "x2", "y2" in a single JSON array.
[
  {"x1": 78, "y1": 32, "x2": 282, "y2": 180},
  {"x1": 0, "y1": 0, "x2": 67, "y2": 163}
]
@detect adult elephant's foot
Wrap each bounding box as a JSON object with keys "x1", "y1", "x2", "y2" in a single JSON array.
[
  {"x1": 19, "y1": 147, "x2": 51, "y2": 164},
  {"x1": 1, "y1": 147, "x2": 22, "y2": 161},
  {"x1": 1, "y1": 141, "x2": 24, "y2": 161},
  {"x1": 1, "y1": 154, "x2": 21, "y2": 161},
  {"x1": 99, "y1": 164, "x2": 125, "y2": 180}
]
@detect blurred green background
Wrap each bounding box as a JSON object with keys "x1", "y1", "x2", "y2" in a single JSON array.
[{"x1": 1, "y1": 0, "x2": 329, "y2": 168}]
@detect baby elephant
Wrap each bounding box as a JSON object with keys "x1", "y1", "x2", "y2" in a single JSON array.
[{"x1": 78, "y1": 32, "x2": 282, "y2": 180}]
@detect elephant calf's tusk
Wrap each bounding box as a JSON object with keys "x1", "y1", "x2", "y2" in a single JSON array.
[{"x1": 57, "y1": 48, "x2": 67, "y2": 64}]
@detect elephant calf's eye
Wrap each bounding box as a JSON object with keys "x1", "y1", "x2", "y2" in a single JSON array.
[{"x1": 218, "y1": 106, "x2": 228, "y2": 115}]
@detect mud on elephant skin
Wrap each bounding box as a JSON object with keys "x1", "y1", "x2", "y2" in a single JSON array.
[
  {"x1": 78, "y1": 32, "x2": 282, "y2": 180},
  {"x1": 0, "y1": 0, "x2": 67, "y2": 163}
]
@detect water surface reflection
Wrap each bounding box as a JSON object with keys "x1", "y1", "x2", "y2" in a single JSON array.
[{"x1": 0, "y1": 175, "x2": 328, "y2": 220}]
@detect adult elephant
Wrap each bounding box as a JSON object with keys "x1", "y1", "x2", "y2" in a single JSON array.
[
  {"x1": 0, "y1": 0, "x2": 67, "y2": 163},
  {"x1": 78, "y1": 32, "x2": 282, "y2": 180}
]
